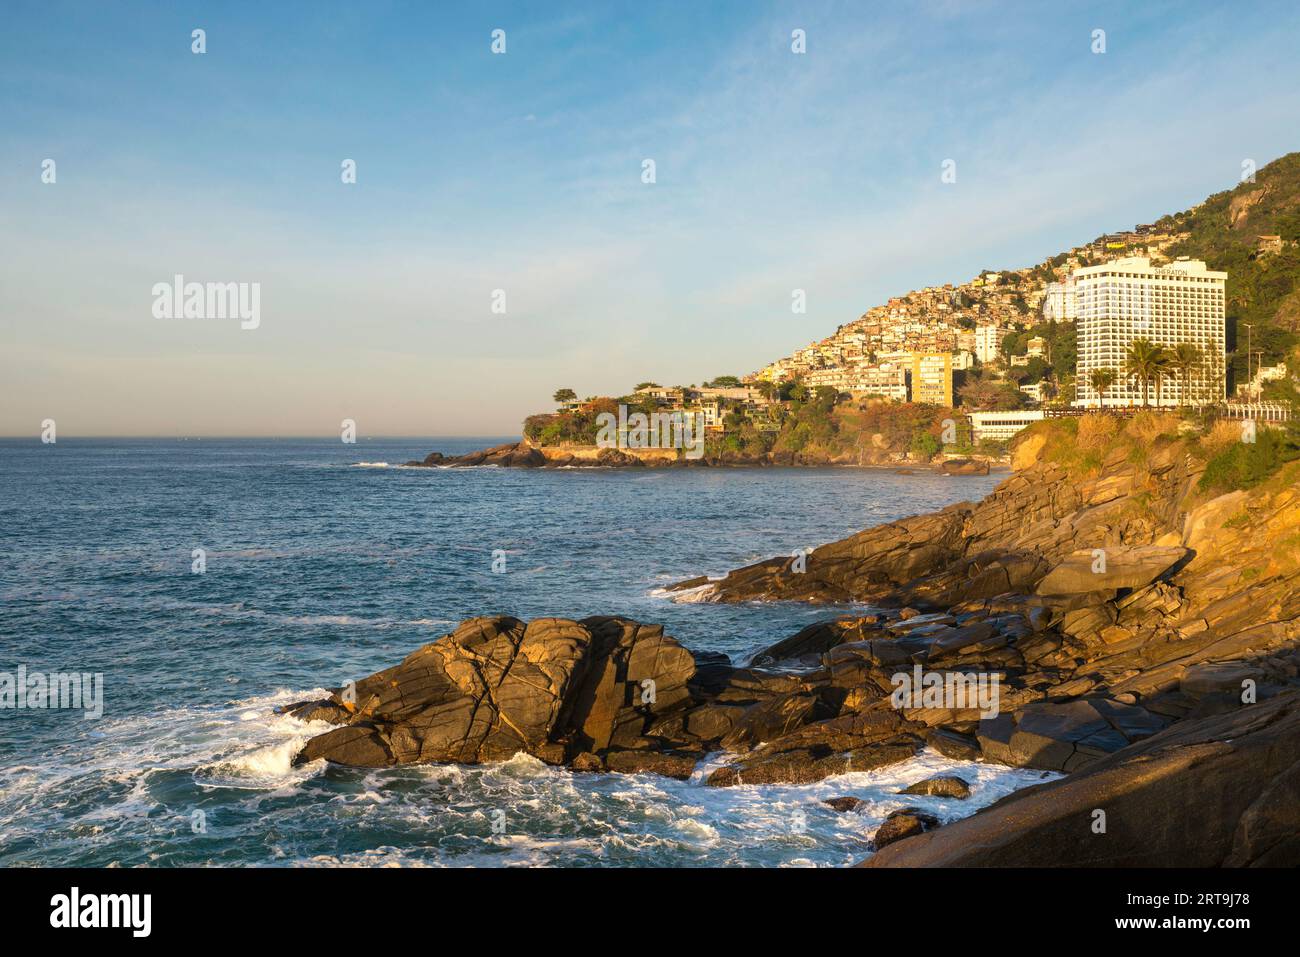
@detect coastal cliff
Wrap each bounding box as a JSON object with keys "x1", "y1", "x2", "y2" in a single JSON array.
[{"x1": 296, "y1": 414, "x2": 1300, "y2": 864}]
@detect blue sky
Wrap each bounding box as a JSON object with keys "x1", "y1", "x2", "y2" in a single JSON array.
[{"x1": 4, "y1": 0, "x2": 1300, "y2": 435}]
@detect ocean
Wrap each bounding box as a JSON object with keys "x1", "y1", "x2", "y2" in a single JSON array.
[{"x1": 0, "y1": 436, "x2": 1050, "y2": 867}]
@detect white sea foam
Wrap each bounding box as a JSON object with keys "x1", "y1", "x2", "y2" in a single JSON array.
[
  {"x1": 0, "y1": 662, "x2": 1048, "y2": 868},
  {"x1": 649, "y1": 583, "x2": 718, "y2": 603}
]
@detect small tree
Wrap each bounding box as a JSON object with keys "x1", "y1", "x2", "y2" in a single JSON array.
[{"x1": 552, "y1": 388, "x2": 577, "y2": 406}]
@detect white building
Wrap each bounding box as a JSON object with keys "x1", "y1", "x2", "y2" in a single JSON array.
[
  {"x1": 804, "y1": 363, "x2": 908, "y2": 401},
  {"x1": 968, "y1": 410, "x2": 1045, "y2": 443},
  {"x1": 1019, "y1": 381, "x2": 1049, "y2": 404},
  {"x1": 1236, "y1": 362, "x2": 1288, "y2": 399},
  {"x1": 1074, "y1": 256, "x2": 1226, "y2": 408},
  {"x1": 1043, "y1": 279, "x2": 1077, "y2": 321},
  {"x1": 974, "y1": 324, "x2": 1002, "y2": 364}
]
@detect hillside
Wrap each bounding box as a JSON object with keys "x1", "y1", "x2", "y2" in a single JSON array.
[
  {"x1": 753, "y1": 151, "x2": 1300, "y2": 403},
  {"x1": 1156, "y1": 152, "x2": 1300, "y2": 388}
]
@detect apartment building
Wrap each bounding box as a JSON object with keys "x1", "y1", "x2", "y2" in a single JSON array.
[
  {"x1": 1074, "y1": 256, "x2": 1226, "y2": 408},
  {"x1": 804, "y1": 363, "x2": 908, "y2": 401},
  {"x1": 910, "y1": 352, "x2": 953, "y2": 406},
  {"x1": 1043, "y1": 278, "x2": 1077, "y2": 321},
  {"x1": 974, "y1": 324, "x2": 1002, "y2": 364}
]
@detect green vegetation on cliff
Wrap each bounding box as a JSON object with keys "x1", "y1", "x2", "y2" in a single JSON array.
[
  {"x1": 527, "y1": 384, "x2": 979, "y2": 464},
  {"x1": 1158, "y1": 152, "x2": 1300, "y2": 376},
  {"x1": 1015, "y1": 411, "x2": 1300, "y2": 498}
]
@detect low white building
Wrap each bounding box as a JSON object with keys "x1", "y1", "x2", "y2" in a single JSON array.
[
  {"x1": 1019, "y1": 381, "x2": 1048, "y2": 404},
  {"x1": 968, "y1": 410, "x2": 1045, "y2": 443}
]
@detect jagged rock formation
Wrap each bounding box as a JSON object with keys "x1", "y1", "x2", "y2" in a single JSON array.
[
  {"x1": 666, "y1": 438, "x2": 1203, "y2": 604},
  {"x1": 664, "y1": 433, "x2": 1300, "y2": 770},
  {"x1": 289, "y1": 616, "x2": 701, "y2": 773},
  {"x1": 285, "y1": 610, "x2": 945, "y2": 786}
]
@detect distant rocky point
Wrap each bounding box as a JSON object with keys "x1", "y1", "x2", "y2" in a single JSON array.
[{"x1": 402, "y1": 440, "x2": 992, "y2": 472}]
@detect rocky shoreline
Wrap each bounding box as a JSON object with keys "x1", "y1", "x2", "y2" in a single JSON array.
[
  {"x1": 296, "y1": 422, "x2": 1300, "y2": 865},
  {"x1": 402, "y1": 440, "x2": 996, "y2": 474}
]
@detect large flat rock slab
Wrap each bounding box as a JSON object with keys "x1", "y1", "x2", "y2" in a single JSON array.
[{"x1": 1035, "y1": 545, "x2": 1189, "y2": 596}]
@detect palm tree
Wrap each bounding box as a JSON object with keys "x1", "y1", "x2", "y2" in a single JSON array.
[
  {"x1": 1124, "y1": 339, "x2": 1166, "y2": 408},
  {"x1": 1169, "y1": 343, "x2": 1203, "y2": 409},
  {"x1": 1153, "y1": 349, "x2": 1174, "y2": 407},
  {"x1": 1088, "y1": 368, "x2": 1116, "y2": 409}
]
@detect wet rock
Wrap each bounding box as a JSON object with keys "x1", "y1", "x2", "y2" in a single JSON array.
[
  {"x1": 279, "y1": 699, "x2": 352, "y2": 725},
  {"x1": 685, "y1": 650, "x2": 736, "y2": 695},
  {"x1": 717, "y1": 692, "x2": 826, "y2": 752},
  {"x1": 872, "y1": 808, "x2": 941, "y2": 850},
  {"x1": 752, "y1": 616, "x2": 884, "y2": 666},
  {"x1": 927, "y1": 728, "x2": 982, "y2": 761},
  {"x1": 824, "y1": 796, "x2": 863, "y2": 813},
  {"x1": 603, "y1": 750, "x2": 698, "y2": 780},
  {"x1": 938, "y1": 458, "x2": 990, "y2": 476},
  {"x1": 706, "y1": 711, "x2": 925, "y2": 787},
  {"x1": 569, "y1": 752, "x2": 604, "y2": 772},
  {"x1": 899, "y1": 775, "x2": 970, "y2": 799}
]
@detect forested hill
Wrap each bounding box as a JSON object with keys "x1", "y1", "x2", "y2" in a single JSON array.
[{"x1": 1157, "y1": 152, "x2": 1300, "y2": 381}]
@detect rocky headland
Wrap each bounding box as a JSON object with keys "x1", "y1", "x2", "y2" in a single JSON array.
[
  {"x1": 402, "y1": 440, "x2": 993, "y2": 473},
  {"x1": 296, "y1": 416, "x2": 1300, "y2": 865}
]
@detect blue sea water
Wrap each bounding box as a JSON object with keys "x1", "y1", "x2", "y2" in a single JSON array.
[{"x1": 0, "y1": 437, "x2": 1049, "y2": 867}]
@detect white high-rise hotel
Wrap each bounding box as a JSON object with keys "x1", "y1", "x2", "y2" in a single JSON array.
[{"x1": 1074, "y1": 256, "x2": 1227, "y2": 408}]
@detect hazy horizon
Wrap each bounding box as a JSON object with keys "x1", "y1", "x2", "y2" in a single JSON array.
[
  {"x1": 6, "y1": 1, "x2": 1300, "y2": 437},
  {"x1": 0, "y1": 431, "x2": 521, "y2": 439}
]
